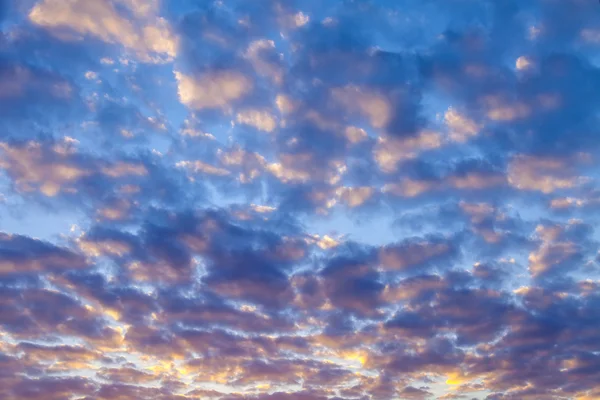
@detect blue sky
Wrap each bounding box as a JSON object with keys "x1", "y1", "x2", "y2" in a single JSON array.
[{"x1": 1, "y1": 0, "x2": 600, "y2": 399}]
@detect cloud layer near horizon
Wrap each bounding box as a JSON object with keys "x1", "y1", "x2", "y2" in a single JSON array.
[{"x1": 1, "y1": 0, "x2": 600, "y2": 399}]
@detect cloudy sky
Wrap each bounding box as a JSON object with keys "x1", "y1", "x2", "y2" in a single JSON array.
[{"x1": 1, "y1": 0, "x2": 600, "y2": 399}]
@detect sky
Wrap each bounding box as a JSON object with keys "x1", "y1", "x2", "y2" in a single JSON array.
[{"x1": 0, "y1": 0, "x2": 600, "y2": 399}]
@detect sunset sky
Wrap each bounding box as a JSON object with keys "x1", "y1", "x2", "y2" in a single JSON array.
[{"x1": 1, "y1": 0, "x2": 600, "y2": 399}]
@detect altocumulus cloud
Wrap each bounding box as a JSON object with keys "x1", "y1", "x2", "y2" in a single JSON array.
[{"x1": 0, "y1": 0, "x2": 600, "y2": 399}]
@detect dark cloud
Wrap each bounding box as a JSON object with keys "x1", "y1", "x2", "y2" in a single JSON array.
[
  {"x1": 320, "y1": 246, "x2": 384, "y2": 317},
  {"x1": 0, "y1": 232, "x2": 87, "y2": 275}
]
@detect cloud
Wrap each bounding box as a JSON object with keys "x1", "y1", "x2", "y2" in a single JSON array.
[
  {"x1": 175, "y1": 70, "x2": 253, "y2": 110},
  {"x1": 0, "y1": 232, "x2": 87, "y2": 275},
  {"x1": 507, "y1": 154, "x2": 589, "y2": 194},
  {"x1": 2, "y1": 0, "x2": 600, "y2": 399},
  {"x1": 379, "y1": 235, "x2": 459, "y2": 272},
  {"x1": 29, "y1": 0, "x2": 177, "y2": 63},
  {"x1": 444, "y1": 107, "x2": 481, "y2": 143},
  {"x1": 236, "y1": 108, "x2": 278, "y2": 132},
  {"x1": 331, "y1": 85, "x2": 392, "y2": 129},
  {"x1": 374, "y1": 131, "x2": 442, "y2": 173},
  {"x1": 527, "y1": 220, "x2": 594, "y2": 279}
]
